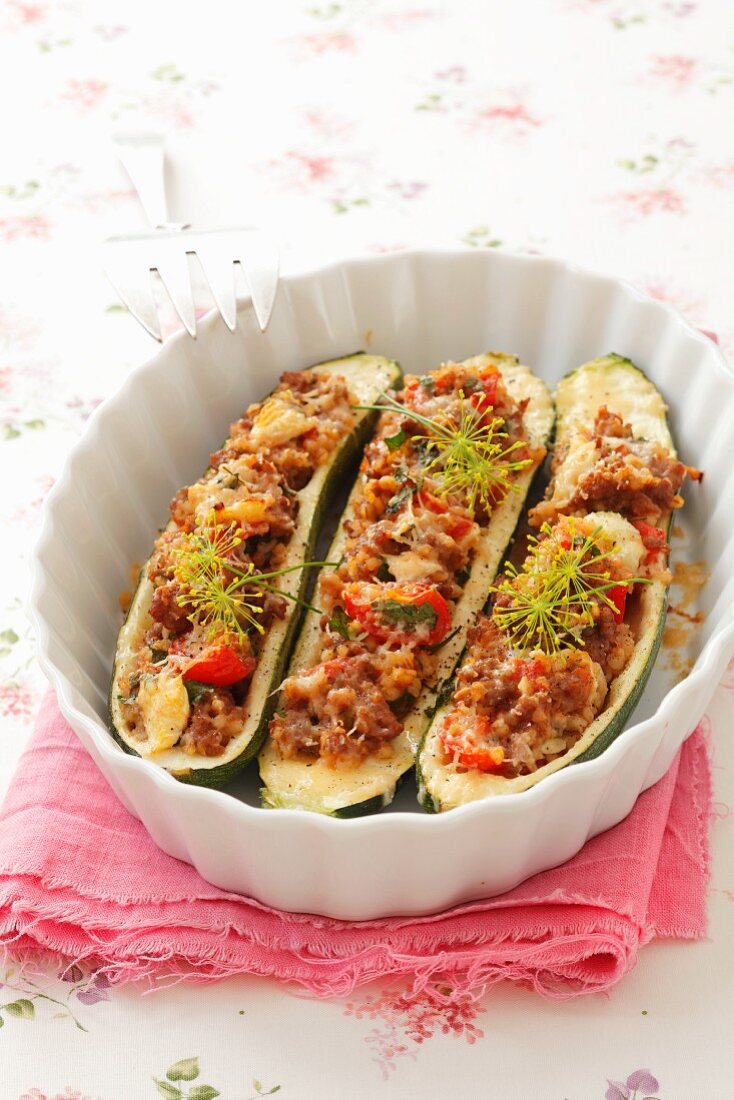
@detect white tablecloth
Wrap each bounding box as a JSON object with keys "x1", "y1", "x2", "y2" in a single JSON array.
[{"x1": 1, "y1": 1, "x2": 733, "y2": 1096}]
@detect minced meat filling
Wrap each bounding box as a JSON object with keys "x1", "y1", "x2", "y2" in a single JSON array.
[
  {"x1": 179, "y1": 689, "x2": 248, "y2": 758},
  {"x1": 438, "y1": 515, "x2": 640, "y2": 777},
  {"x1": 122, "y1": 370, "x2": 355, "y2": 759},
  {"x1": 270, "y1": 655, "x2": 403, "y2": 768},
  {"x1": 530, "y1": 407, "x2": 691, "y2": 526},
  {"x1": 210, "y1": 371, "x2": 356, "y2": 491},
  {"x1": 270, "y1": 360, "x2": 537, "y2": 768},
  {"x1": 440, "y1": 617, "x2": 608, "y2": 777}
]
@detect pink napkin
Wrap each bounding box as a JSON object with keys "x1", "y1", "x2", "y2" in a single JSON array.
[{"x1": 0, "y1": 693, "x2": 711, "y2": 1000}]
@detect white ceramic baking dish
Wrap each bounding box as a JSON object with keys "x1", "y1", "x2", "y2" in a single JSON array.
[{"x1": 29, "y1": 249, "x2": 734, "y2": 919}]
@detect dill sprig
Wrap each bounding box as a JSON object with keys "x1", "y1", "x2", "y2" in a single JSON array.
[
  {"x1": 491, "y1": 521, "x2": 647, "y2": 654},
  {"x1": 170, "y1": 517, "x2": 335, "y2": 639},
  {"x1": 358, "y1": 392, "x2": 530, "y2": 516}
]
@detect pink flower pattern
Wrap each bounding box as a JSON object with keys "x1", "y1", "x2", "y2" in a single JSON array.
[
  {"x1": 649, "y1": 54, "x2": 698, "y2": 88},
  {"x1": 19, "y1": 1091, "x2": 97, "y2": 1100},
  {"x1": 608, "y1": 187, "x2": 686, "y2": 221},
  {"x1": 61, "y1": 79, "x2": 109, "y2": 110},
  {"x1": 0, "y1": 682, "x2": 37, "y2": 720},
  {"x1": 345, "y1": 984, "x2": 484, "y2": 1079},
  {"x1": 606, "y1": 1068, "x2": 662, "y2": 1099},
  {"x1": 469, "y1": 99, "x2": 544, "y2": 134},
  {"x1": 0, "y1": 213, "x2": 52, "y2": 242}
]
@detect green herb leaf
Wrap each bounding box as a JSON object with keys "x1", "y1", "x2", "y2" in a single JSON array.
[
  {"x1": 153, "y1": 1081, "x2": 182, "y2": 1100},
  {"x1": 376, "y1": 560, "x2": 393, "y2": 582},
  {"x1": 189, "y1": 1087, "x2": 220, "y2": 1100},
  {"x1": 328, "y1": 606, "x2": 352, "y2": 639},
  {"x1": 385, "y1": 484, "x2": 415, "y2": 514},
  {"x1": 377, "y1": 599, "x2": 437, "y2": 631},
  {"x1": 419, "y1": 375, "x2": 436, "y2": 392},
  {"x1": 3, "y1": 999, "x2": 34, "y2": 1019},
  {"x1": 167, "y1": 1057, "x2": 200, "y2": 1082},
  {"x1": 385, "y1": 428, "x2": 407, "y2": 451},
  {"x1": 0, "y1": 629, "x2": 19, "y2": 645},
  {"x1": 150, "y1": 647, "x2": 168, "y2": 664},
  {"x1": 184, "y1": 681, "x2": 213, "y2": 706}
]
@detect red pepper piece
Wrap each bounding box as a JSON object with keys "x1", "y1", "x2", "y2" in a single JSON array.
[
  {"x1": 469, "y1": 372, "x2": 499, "y2": 418},
  {"x1": 631, "y1": 521, "x2": 668, "y2": 564},
  {"x1": 609, "y1": 585, "x2": 628, "y2": 623},
  {"x1": 440, "y1": 716, "x2": 505, "y2": 772}
]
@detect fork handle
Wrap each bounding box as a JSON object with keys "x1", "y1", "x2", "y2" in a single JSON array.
[{"x1": 113, "y1": 131, "x2": 183, "y2": 230}]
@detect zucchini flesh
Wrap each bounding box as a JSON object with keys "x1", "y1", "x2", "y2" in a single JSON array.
[
  {"x1": 108, "y1": 353, "x2": 402, "y2": 786},
  {"x1": 258, "y1": 352, "x2": 554, "y2": 815},
  {"x1": 417, "y1": 353, "x2": 679, "y2": 810}
]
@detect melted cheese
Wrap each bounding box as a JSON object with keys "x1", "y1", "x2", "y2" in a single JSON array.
[
  {"x1": 384, "y1": 550, "x2": 442, "y2": 583},
  {"x1": 218, "y1": 497, "x2": 272, "y2": 525},
  {"x1": 553, "y1": 436, "x2": 599, "y2": 502},
  {"x1": 584, "y1": 511, "x2": 645, "y2": 574},
  {"x1": 137, "y1": 671, "x2": 190, "y2": 755},
  {"x1": 249, "y1": 396, "x2": 317, "y2": 448}
]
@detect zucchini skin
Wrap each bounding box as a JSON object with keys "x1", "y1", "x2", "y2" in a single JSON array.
[
  {"x1": 418, "y1": 353, "x2": 679, "y2": 809},
  {"x1": 107, "y1": 354, "x2": 402, "y2": 787}
]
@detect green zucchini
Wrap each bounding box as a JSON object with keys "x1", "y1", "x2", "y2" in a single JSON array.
[
  {"x1": 417, "y1": 353, "x2": 677, "y2": 810},
  {"x1": 108, "y1": 352, "x2": 402, "y2": 786},
  {"x1": 258, "y1": 352, "x2": 555, "y2": 815}
]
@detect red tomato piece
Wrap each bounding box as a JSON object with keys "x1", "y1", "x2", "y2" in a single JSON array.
[
  {"x1": 342, "y1": 582, "x2": 451, "y2": 648},
  {"x1": 631, "y1": 520, "x2": 668, "y2": 565},
  {"x1": 416, "y1": 489, "x2": 474, "y2": 541},
  {"x1": 632, "y1": 521, "x2": 667, "y2": 550},
  {"x1": 469, "y1": 373, "x2": 499, "y2": 418},
  {"x1": 182, "y1": 645, "x2": 255, "y2": 687}
]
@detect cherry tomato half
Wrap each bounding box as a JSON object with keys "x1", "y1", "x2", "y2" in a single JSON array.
[
  {"x1": 181, "y1": 645, "x2": 255, "y2": 687},
  {"x1": 342, "y1": 581, "x2": 451, "y2": 648}
]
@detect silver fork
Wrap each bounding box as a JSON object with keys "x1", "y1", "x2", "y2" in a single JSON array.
[{"x1": 104, "y1": 132, "x2": 279, "y2": 340}]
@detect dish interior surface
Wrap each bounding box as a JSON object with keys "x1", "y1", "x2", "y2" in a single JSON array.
[{"x1": 31, "y1": 250, "x2": 734, "y2": 916}]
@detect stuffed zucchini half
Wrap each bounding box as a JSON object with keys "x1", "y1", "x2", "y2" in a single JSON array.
[
  {"x1": 259, "y1": 352, "x2": 554, "y2": 815},
  {"x1": 418, "y1": 353, "x2": 700, "y2": 810},
  {"x1": 109, "y1": 352, "x2": 402, "y2": 786}
]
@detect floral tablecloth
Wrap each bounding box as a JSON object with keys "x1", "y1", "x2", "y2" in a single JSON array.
[{"x1": 2, "y1": 0, "x2": 733, "y2": 1096}]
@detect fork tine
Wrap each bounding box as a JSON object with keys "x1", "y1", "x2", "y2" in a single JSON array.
[
  {"x1": 154, "y1": 249, "x2": 197, "y2": 337},
  {"x1": 104, "y1": 242, "x2": 162, "y2": 342},
  {"x1": 194, "y1": 240, "x2": 237, "y2": 332},
  {"x1": 234, "y1": 230, "x2": 280, "y2": 332}
]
